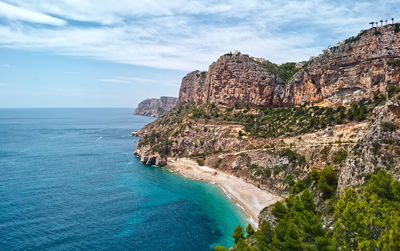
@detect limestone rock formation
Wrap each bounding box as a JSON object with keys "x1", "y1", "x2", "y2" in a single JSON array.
[
  {"x1": 283, "y1": 25, "x2": 400, "y2": 107},
  {"x1": 178, "y1": 71, "x2": 207, "y2": 105},
  {"x1": 178, "y1": 25, "x2": 400, "y2": 108},
  {"x1": 134, "y1": 96, "x2": 178, "y2": 117},
  {"x1": 179, "y1": 53, "x2": 285, "y2": 107}
]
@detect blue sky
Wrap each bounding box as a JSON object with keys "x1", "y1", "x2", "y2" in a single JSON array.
[{"x1": 0, "y1": 0, "x2": 398, "y2": 108}]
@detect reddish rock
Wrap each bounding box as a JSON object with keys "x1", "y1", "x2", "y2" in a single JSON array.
[{"x1": 179, "y1": 25, "x2": 400, "y2": 108}]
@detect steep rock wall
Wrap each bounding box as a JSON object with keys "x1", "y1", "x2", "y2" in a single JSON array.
[
  {"x1": 178, "y1": 25, "x2": 400, "y2": 107},
  {"x1": 284, "y1": 25, "x2": 400, "y2": 107}
]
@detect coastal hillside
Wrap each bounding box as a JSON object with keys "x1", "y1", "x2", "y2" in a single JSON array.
[
  {"x1": 135, "y1": 24, "x2": 400, "y2": 249},
  {"x1": 134, "y1": 96, "x2": 178, "y2": 117}
]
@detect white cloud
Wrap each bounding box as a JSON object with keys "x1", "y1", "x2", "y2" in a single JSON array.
[
  {"x1": 100, "y1": 77, "x2": 179, "y2": 87},
  {"x1": 0, "y1": 1, "x2": 66, "y2": 26},
  {"x1": 0, "y1": 0, "x2": 397, "y2": 71}
]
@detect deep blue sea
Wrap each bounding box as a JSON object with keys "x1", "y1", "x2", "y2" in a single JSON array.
[{"x1": 0, "y1": 108, "x2": 247, "y2": 250}]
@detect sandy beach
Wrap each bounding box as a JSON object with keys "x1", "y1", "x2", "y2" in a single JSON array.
[{"x1": 167, "y1": 158, "x2": 281, "y2": 228}]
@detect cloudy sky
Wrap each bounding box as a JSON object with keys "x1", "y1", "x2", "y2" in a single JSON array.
[{"x1": 0, "y1": 0, "x2": 398, "y2": 107}]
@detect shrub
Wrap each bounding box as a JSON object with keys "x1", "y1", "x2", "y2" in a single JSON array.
[
  {"x1": 291, "y1": 179, "x2": 307, "y2": 194},
  {"x1": 388, "y1": 85, "x2": 400, "y2": 98},
  {"x1": 264, "y1": 169, "x2": 271, "y2": 178},
  {"x1": 214, "y1": 246, "x2": 229, "y2": 251},
  {"x1": 273, "y1": 166, "x2": 282, "y2": 175},
  {"x1": 394, "y1": 23, "x2": 400, "y2": 32},
  {"x1": 381, "y1": 121, "x2": 398, "y2": 131},
  {"x1": 310, "y1": 169, "x2": 320, "y2": 181},
  {"x1": 196, "y1": 159, "x2": 204, "y2": 166},
  {"x1": 388, "y1": 60, "x2": 400, "y2": 68},
  {"x1": 333, "y1": 149, "x2": 348, "y2": 164},
  {"x1": 248, "y1": 164, "x2": 259, "y2": 170}
]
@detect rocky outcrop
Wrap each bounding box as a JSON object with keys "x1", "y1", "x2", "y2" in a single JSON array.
[
  {"x1": 178, "y1": 25, "x2": 400, "y2": 108},
  {"x1": 283, "y1": 25, "x2": 400, "y2": 107},
  {"x1": 178, "y1": 71, "x2": 207, "y2": 105},
  {"x1": 179, "y1": 53, "x2": 285, "y2": 107},
  {"x1": 134, "y1": 96, "x2": 178, "y2": 117}
]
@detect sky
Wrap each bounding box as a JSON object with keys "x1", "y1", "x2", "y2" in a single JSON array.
[{"x1": 0, "y1": 0, "x2": 399, "y2": 108}]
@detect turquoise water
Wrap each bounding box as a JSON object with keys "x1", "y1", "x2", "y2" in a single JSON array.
[{"x1": 0, "y1": 108, "x2": 248, "y2": 250}]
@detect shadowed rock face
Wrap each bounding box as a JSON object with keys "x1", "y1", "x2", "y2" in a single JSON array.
[
  {"x1": 179, "y1": 25, "x2": 400, "y2": 107},
  {"x1": 134, "y1": 96, "x2": 178, "y2": 117}
]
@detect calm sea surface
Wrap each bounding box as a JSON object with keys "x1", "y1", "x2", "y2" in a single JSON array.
[{"x1": 0, "y1": 108, "x2": 248, "y2": 251}]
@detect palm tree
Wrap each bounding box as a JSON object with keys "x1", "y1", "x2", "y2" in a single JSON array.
[
  {"x1": 376, "y1": 22, "x2": 379, "y2": 27},
  {"x1": 380, "y1": 20, "x2": 383, "y2": 26},
  {"x1": 369, "y1": 22, "x2": 375, "y2": 28},
  {"x1": 392, "y1": 18, "x2": 395, "y2": 24},
  {"x1": 385, "y1": 20, "x2": 388, "y2": 25}
]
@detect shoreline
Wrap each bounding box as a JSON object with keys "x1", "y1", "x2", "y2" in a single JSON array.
[{"x1": 167, "y1": 157, "x2": 281, "y2": 228}]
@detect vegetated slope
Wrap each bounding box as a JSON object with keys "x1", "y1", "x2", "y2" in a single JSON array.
[
  {"x1": 135, "y1": 24, "x2": 400, "y2": 249},
  {"x1": 134, "y1": 96, "x2": 178, "y2": 117},
  {"x1": 217, "y1": 170, "x2": 400, "y2": 250}
]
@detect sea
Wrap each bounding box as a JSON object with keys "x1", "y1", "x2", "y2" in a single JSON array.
[{"x1": 0, "y1": 108, "x2": 248, "y2": 251}]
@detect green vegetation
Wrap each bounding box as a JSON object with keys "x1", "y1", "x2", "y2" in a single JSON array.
[
  {"x1": 224, "y1": 189, "x2": 335, "y2": 250},
  {"x1": 312, "y1": 166, "x2": 338, "y2": 199},
  {"x1": 381, "y1": 121, "x2": 398, "y2": 132},
  {"x1": 217, "y1": 170, "x2": 400, "y2": 250},
  {"x1": 278, "y1": 149, "x2": 306, "y2": 167},
  {"x1": 388, "y1": 84, "x2": 400, "y2": 98},
  {"x1": 394, "y1": 23, "x2": 400, "y2": 33},
  {"x1": 344, "y1": 29, "x2": 367, "y2": 44},
  {"x1": 233, "y1": 225, "x2": 245, "y2": 244},
  {"x1": 252, "y1": 60, "x2": 300, "y2": 83},
  {"x1": 332, "y1": 149, "x2": 348, "y2": 164},
  {"x1": 388, "y1": 60, "x2": 400, "y2": 68},
  {"x1": 334, "y1": 170, "x2": 400, "y2": 250},
  {"x1": 196, "y1": 158, "x2": 204, "y2": 166},
  {"x1": 139, "y1": 93, "x2": 384, "y2": 155}
]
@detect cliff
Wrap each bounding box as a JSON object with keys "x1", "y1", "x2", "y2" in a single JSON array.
[
  {"x1": 178, "y1": 54, "x2": 285, "y2": 107},
  {"x1": 134, "y1": 96, "x2": 178, "y2": 117},
  {"x1": 283, "y1": 25, "x2": 400, "y2": 107},
  {"x1": 135, "y1": 24, "x2": 400, "y2": 229},
  {"x1": 179, "y1": 25, "x2": 400, "y2": 108}
]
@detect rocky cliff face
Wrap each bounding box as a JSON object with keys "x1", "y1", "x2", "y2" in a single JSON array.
[
  {"x1": 134, "y1": 96, "x2": 178, "y2": 117},
  {"x1": 178, "y1": 71, "x2": 207, "y2": 105},
  {"x1": 283, "y1": 25, "x2": 400, "y2": 107},
  {"x1": 179, "y1": 53, "x2": 285, "y2": 107},
  {"x1": 179, "y1": 25, "x2": 400, "y2": 108}
]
